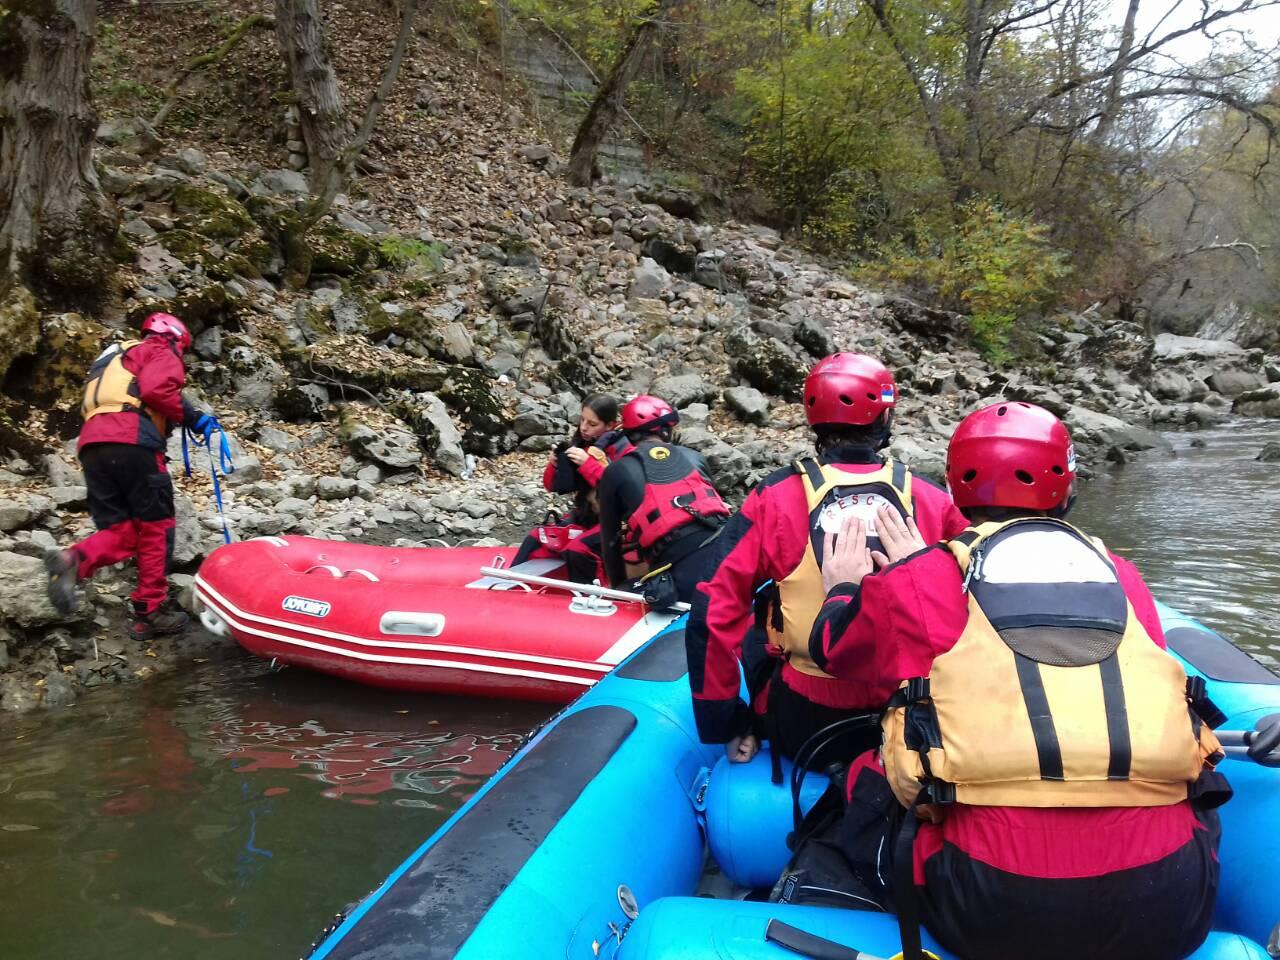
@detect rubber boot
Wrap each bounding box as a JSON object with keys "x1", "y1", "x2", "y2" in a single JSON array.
[
  {"x1": 129, "y1": 602, "x2": 190, "y2": 641},
  {"x1": 44, "y1": 549, "x2": 81, "y2": 615}
]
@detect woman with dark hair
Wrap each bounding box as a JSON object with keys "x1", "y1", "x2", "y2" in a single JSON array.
[{"x1": 512, "y1": 395, "x2": 631, "y2": 583}]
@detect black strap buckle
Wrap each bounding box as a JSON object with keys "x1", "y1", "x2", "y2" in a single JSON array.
[{"x1": 1187, "y1": 676, "x2": 1228, "y2": 729}]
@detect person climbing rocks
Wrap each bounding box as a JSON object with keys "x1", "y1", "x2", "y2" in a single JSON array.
[
  {"x1": 802, "y1": 400, "x2": 1227, "y2": 960},
  {"x1": 512, "y1": 394, "x2": 631, "y2": 584},
  {"x1": 44, "y1": 312, "x2": 221, "y2": 641},
  {"x1": 686, "y1": 352, "x2": 969, "y2": 772},
  {"x1": 597, "y1": 395, "x2": 730, "y2": 607}
]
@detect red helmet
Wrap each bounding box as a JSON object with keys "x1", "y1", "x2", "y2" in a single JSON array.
[
  {"x1": 622, "y1": 395, "x2": 679, "y2": 434},
  {"x1": 803, "y1": 353, "x2": 896, "y2": 428},
  {"x1": 141, "y1": 312, "x2": 192, "y2": 354},
  {"x1": 946, "y1": 401, "x2": 1076, "y2": 510}
]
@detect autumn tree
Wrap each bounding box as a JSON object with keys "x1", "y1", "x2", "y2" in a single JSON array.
[
  {"x1": 567, "y1": 0, "x2": 679, "y2": 186},
  {"x1": 272, "y1": 0, "x2": 419, "y2": 286},
  {"x1": 0, "y1": 0, "x2": 115, "y2": 317}
]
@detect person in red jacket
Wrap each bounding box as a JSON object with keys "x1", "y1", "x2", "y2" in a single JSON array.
[
  {"x1": 511, "y1": 394, "x2": 631, "y2": 583},
  {"x1": 687, "y1": 353, "x2": 968, "y2": 772},
  {"x1": 44, "y1": 313, "x2": 217, "y2": 640},
  {"x1": 807, "y1": 401, "x2": 1225, "y2": 960}
]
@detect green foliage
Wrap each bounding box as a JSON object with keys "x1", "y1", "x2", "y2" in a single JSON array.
[
  {"x1": 377, "y1": 235, "x2": 448, "y2": 272},
  {"x1": 866, "y1": 201, "x2": 1071, "y2": 363}
]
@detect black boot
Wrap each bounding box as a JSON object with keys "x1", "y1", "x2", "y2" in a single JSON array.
[
  {"x1": 44, "y1": 550, "x2": 81, "y2": 615},
  {"x1": 129, "y1": 603, "x2": 190, "y2": 641}
]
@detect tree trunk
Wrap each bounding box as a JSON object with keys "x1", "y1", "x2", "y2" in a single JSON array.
[
  {"x1": 1090, "y1": 0, "x2": 1141, "y2": 148},
  {"x1": 566, "y1": 0, "x2": 672, "y2": 187},
  {"x1": 0, "y1": 0, "x2": 115, "y2": 309},
  {"x1": 274, "y1": 0, "x2": 352, "y2": 191}
]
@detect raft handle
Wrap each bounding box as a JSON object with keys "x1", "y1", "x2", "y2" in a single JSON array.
[
  {"x1": 380, "y1": 611, "x2": 447, "y2": 637},
  {"x1": 304, "y1": 564, "x2": 343, "y2": 577}
]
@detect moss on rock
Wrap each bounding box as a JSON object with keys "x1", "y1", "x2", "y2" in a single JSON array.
[
  {"x1": 21, "y1": 313, "x2": 112, "y2": 404},
  {"x1": 310, "y1": 223, "x2": 377, "y2": 277},
  {"x1": 0, "y1": 285, "x2": 40, "y2": 381},
  {"x1": 173, "y1": 184, "x2": 255, "y2": 243}
]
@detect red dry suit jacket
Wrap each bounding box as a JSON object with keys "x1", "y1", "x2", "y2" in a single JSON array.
[
  {"x1": 810, "y1": 542, "x2": 1204, "y2": 881},
  {"x1": 686, "y1": 446, "x2": 969, "y2": 745},
  {"x1": 78, "y1": 336, "x2": 201, "y2": 453}
]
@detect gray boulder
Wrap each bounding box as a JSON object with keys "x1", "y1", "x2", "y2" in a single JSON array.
[
  {"x1": 630, "y1": 258, "x2": 671, "y2": 300},
  {"x1": 1257, "y1": 442, "x2": 1280, "y2": 463},
  {"x1": 0, "y1": 501, "x2": 36, "y2": 532},
  {"x1": 172, "y1": 492, "x2": 213, "y2": 565},
  {"x1": 1234, "y1": 385, "x2": 1280, "y2": 419},
  {"x1": 395, "y1": 392, "x2": 467, "y2": 477},
  {"x1": 652, "y1": 373, "x2": 719, "y2": 409},
  {"x1": 725, "y1": 386, "x2": 770, "y2": 426},
  {"x1": 1206, "y1": 369, "x2": 1268, "y2": 397},
  {"x1": 725, "y1": 326, "x2": 807, "y2": 400},
  {"x1": 318, "y1": 476, "x2": 359, "y2": 500},
  {"x1": 1152, "y1": 334, "x2": 1246, "y2": 362},
  {"x1": 0, "y1": 552, "x2": 79, "y2": 627}
]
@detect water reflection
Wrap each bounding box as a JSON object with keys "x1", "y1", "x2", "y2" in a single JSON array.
[
  {"x1": 1073, "y1": 419, "x2": 1280, "y2": 666},
  {"x1": 0, "y1": 654, "x2": 551, "y2": 960}
]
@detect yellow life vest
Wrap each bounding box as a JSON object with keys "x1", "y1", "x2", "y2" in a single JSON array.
[
  {"x1": 882, "y1": 517, "x2": 1222, "y2": 810},
  {"x1": 767, "y1": 458, "x2": 913, "y2": 679},
  {"x1": 81, "y1": 340, "x2": 168, "y2": 435}
]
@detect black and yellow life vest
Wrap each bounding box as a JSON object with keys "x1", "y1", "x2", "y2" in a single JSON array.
[
  {"x1": 882, "y1": 518, "x2": 1222, "y2": 809},
  {"x1": 764, "y1": 457, "x2": 912, "y2": 679},
  {"x1": 81, "y1": 340, "x2": 168, "y2": 435}
]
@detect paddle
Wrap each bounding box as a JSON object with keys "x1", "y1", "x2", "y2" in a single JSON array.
[
  {"x1": 477, "y1": 566, "x2": 692, "y2": 613},
  {"x1": 1217, "y1": 716, "x2": 1280, "y2": 768}
]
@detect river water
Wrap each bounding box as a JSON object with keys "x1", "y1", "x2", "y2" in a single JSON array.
[{"x1": 1, "y1": 421, "x2": 1277, "y2": 958}]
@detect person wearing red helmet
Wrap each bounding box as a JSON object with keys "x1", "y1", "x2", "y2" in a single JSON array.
[
  {"x1": 803, "y1": 401, "x2": 1226, "y2": 960},
  {"x1": 686, "y1": 353, "x2": 968, "y2": 773},
  {"x1": 44, "y1": 312, "x2": 219, "y2": 640},
  {"x1": 511, "y1": 394, "x2": 632, "y2": 583},
  {"x1": 596, "y1": 394, "x2": 730, "y2": 605}
]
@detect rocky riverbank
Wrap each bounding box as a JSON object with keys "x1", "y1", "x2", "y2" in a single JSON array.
[{"x1": 2, "y1": 27, "x2": 1277, "y2": 712}]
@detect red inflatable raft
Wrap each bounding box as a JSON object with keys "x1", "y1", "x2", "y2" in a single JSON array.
[{"x1": 192, "y1": 536, "x2": 681, "y2": 702}]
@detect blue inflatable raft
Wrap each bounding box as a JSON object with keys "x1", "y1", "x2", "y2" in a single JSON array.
[{"x1": 307, "y1": 603, "x2": 1280, "y2": 959}]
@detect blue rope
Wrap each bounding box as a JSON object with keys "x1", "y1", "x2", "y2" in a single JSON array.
[{"x1": 183, "y1": 419, "x2": 237, "y2": 544}]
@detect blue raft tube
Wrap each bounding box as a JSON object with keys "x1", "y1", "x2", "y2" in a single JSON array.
[{"x1": 307, "y1": 603, "x2": 1280, "y2": 960}]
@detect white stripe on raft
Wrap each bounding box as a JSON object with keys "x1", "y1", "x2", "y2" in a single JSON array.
[
  {"x1": 194, "y1": 575, "x2": 659, "y2": 672},
  {"x1": 198, "y1": 591, "x2": 597, "y2": 685},
  {"x1": 596, "y1": 611, "x2": 681, "y2": 665}
]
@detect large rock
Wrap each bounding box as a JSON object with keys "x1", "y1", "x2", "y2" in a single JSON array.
[
  {"x1": 1234, "y1": 385, "x2": 1280, "y2": 418},
  {"x1": 652, "y1": 373, "x2": 719, "y2": 408},
  {"x1": 629, "y1": 258, "x2": 671, "y2": 300},
  {"x1": 1066, "y1": 405, "x2": 1171, "y2": 452},
  {"x1": 1256, "y1": 442, "x2": 1280, "y2": 463},
  {"x1": 21, "y1": 313, "x2": 112, "y2": 405},
  {"x1": 1152, "y1": 333, "x2": 1247, "y2": 362},
  {"x1": 172, "y1": 492, "x2": 213, "y2": 565},
  {"x1": 0, "y1": 286, "x2": 39, "y2": 381},
  {"x1": 1196, "y1": 302, "x2": 1280, "y2": 351},
  {"x1": 724, "y1": 326, "x2": 807, "y2": 400},
  {"x1": 392, "y1": 392, "x2": 467, "y2": 477},
  {"x1": 0, "y1": 552, "x2": 78, "y2": 627},
  {"x1": 1148, "y1": 368, "x2": 1208, "y2": 403},
  {"x1": 724, "y1": 386, "x2": 770, "y2": 425},
  {"x1": 0, "y1": 500, "x2": 35, "y2": 531},
  {"x1": 1205, "y1": 368, "x2": 1268, "y2": 397}
]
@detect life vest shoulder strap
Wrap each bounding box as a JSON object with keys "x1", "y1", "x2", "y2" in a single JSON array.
[
  {"x1": 947, "y1": 517, "x2": 1113, "y2": 577},
  {"x1": 792, "y1": 456, "x2": 912, "y2": 510}
]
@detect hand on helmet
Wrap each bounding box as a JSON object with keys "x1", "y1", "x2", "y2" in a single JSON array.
[
  {"x1": 873, "y1": 506, "x2": 925, "y2": 568},
  {"x1": 821, "y1": 515, "x2": 875, "y2": 592}
]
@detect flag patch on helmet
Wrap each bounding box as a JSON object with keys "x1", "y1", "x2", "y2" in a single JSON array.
[
  {"x1": 880, "y1": 384, "x2": 896, "y2": 403},
  {"x1": 1066, "y1": 444, "x2": 1077, "y2": 472}
]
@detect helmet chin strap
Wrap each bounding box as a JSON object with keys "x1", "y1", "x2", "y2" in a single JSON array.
[{"x1": 1049, "y1": 492, "x2": 1077, "y2": 520}]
